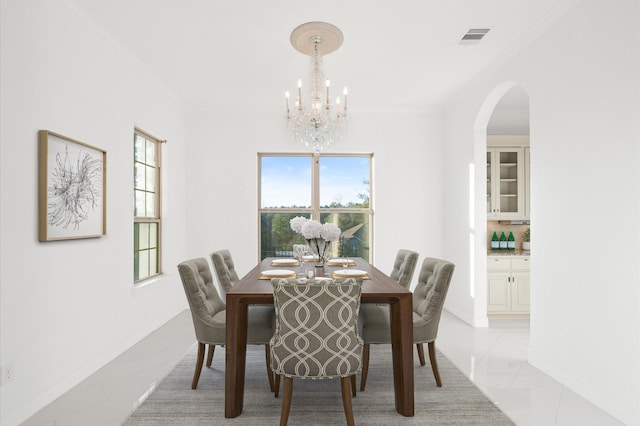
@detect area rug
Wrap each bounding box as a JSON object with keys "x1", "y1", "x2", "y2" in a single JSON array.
[{"x1": 124, "y1": 344, "x2": 514, "y2": 425}]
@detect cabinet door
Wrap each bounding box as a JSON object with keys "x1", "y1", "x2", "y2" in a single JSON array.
[
  {"x1": 487, "y1": 147, "x2": 525, "y2": 220},
  {"x1": 511, "y1": 271, "x2": 530, "y2": 313},
  {"x1": 487, "y1": 272, "x2": 511, "y2": 313}
]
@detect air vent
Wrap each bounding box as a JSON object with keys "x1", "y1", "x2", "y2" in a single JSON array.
[{"x1": 459, "y1": 28, "x2": 490, "y2": 45}]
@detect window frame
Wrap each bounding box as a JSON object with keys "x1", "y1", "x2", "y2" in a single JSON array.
[
  {"x1": 134, "y1": 128, "x2": 162, "y2": 283},
  {"x1": 258, "y1": 152, "x2": 374, "y2": 262}
]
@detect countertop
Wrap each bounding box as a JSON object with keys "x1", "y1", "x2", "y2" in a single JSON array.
[{"x1": 487, "y1": 250, "x2": 530, "y2": 257}]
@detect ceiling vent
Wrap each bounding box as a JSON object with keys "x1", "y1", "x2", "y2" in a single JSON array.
[{"x1": 459, "y1": 28, "x2": 490, "y2": 45}]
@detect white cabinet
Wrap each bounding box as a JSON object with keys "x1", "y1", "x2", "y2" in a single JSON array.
[
  {"x1": 486, "y1": 147, "x2": 525, "y2": 219},
  {"x1": 487, "y1": 135, "x2": 530, "y2": 220},
  {"x1": 487, "y1": 257, "x2": 530, "y2": 314}
]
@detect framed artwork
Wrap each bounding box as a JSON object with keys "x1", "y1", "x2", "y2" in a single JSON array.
[{"x1": 38, "y1": 130, "x2": 107, "y2": 241}]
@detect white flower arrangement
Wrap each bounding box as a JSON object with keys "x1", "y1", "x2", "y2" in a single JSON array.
[
  {"x1": 289, "y1": 216, "x2": 308, "y2": 234},
  {"x1": 289, "y1": 216, "x2": 341, "y2": 241},
  {"x1": 290, "y1": 217, "x2": 342, "y2": 264}
]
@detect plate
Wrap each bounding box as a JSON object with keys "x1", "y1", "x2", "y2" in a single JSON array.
[
  {"x1": 271, "y1": 258, "x2": 298, "y2": 265},
  {"x1": 302, "y1": 255, "x2": 321, "y2": 262},
  {"x1": 332, "y1": 269, "x2": 367, "y2": 278},
  {"x1": 261, "y1": 269, "x2": 296, "y2": 277},
  {"x1": 327, "y1": 258, "x2": 356, "y2": 266}
]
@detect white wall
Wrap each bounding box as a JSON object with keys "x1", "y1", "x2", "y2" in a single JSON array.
[
  {"x1": 186, "y1": 107, "x2": 446, "y2": 289},
  {"x1": 0, "y1": 1, "x2": 189, "y2": 424},
  {"x1": 443, "y1": 0, "x2": 640, "y2": 424}
]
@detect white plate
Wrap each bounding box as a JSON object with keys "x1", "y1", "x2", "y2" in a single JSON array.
[
  {"x1": 333, "y1": 269, "x2": 367, "y2": 277},
  {"x1": 327, "y1": 258, "x2": 356, "y2": 265},
  {"x1": 271, "y1": 258, "x2": 298, "y2": 264},
  {"x1": 261, "y1": 269, "x2": 296, "y2": 277}
]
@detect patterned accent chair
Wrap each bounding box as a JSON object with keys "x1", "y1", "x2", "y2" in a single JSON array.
[
  {"x1": 359, "y1": 257, "x2": 455, "y2": 391},
  {"x1": 177, "y1": 258, "x2": 275, "y2": 391},
  {"x1": 270, "y1": 278, "x2": 363, "y2": 426}
]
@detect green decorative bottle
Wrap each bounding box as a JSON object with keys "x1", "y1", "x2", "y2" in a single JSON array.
[
  {"x1": 507, "y1": 232, "x2": 515, "y2": 250},
  {"x1": 499, "y1": 232, "x2": 507, "y2": 250},
  {"x1": 491, "y1": 232, "x2": 499, "y2": 250}
]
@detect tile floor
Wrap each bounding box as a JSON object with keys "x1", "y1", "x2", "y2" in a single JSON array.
[{"x1": 22, "y1": 310, "x2": 623, "y2": 426}]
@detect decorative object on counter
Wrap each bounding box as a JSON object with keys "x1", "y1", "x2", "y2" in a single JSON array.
[
  {"x1": 491, "y1": 232, "x2": 499, "y2": 250},
  {"x1": 499, "y1": 231, "x2": 507, "y2": 250},
  {"x1": 290, "y1": 216, "x2": 341, "y2": 267},
  {"x1": 522, "y1": 227, "x2": 530, "y2": 251},
  {"x1": 507, "y1": 232, "x2": 515, "y2": 250}
]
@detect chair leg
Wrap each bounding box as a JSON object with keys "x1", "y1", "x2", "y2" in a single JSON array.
[
  {"x1": 206, "y1": 344, "x2": 215, "y2": 367},
  {"x1": 340, "y1": 376, "x2": 356, "y2": 426},
  {"x1": 274, "y1": 374, "x2": 281, "y2": 398},
  {"x1": 428, "y1": 341, "x2": 442, "y2": 387},
  {"x1": 265, "y1": 344, "x2": 276, "y2": 392},
  {"x1": 417, "y1": 343, "x2": 426, "y2": 366},
  {"x1": 191, "y1": 342, "x2": 205, "y2": 389},
  {"x1": 359, "y1": 343, "x2": 370, "y2": 391},
  {"x1": 279, "y1": 376, "x2": 294, "y2": 426},
  {"x1": 350, "y1": 375, "x2": 356, "y2": 397}
]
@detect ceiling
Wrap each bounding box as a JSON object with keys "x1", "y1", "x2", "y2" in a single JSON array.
[{"x1": 66, "y1": 0, "x2": 566, "y2": 112}]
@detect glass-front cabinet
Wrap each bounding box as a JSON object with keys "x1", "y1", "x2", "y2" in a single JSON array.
[{"x1": 487, "y1": 147, "x2": 525, "y2": 220}]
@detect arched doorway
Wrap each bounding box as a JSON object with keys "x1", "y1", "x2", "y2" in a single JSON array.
[{"x1": 473, "y1": 82, "x2": 530, "y2": 323}]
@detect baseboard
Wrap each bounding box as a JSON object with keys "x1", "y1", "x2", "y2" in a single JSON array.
[{"x1": 528, "y1": 353, "x2": 640, "y2": 426}]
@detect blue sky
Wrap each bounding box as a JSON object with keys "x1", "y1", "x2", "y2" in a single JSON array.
[{"x1": 261, "y1": 156, "x2": 369, "y2": 208}]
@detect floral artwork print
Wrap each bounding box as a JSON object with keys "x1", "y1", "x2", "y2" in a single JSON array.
[
  {"x1": 48, "y1": 144, "x2": 103, "y2": 230},
  {"x1": 39, "y1": 130, "x2": 106, "y2": 241}
]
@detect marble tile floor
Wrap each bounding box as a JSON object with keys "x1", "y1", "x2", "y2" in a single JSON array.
[{"x1": 22, "y1": 310, "x2": 622, "y2": 426}]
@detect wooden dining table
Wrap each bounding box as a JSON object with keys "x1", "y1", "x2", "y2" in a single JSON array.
[{"x1": 224, "y1": 257, "x2": 415, "y2": 418}]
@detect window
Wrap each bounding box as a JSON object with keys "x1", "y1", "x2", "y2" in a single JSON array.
[
  {"x1": 259, "y1": 153, "x2": 372, "y2": 261},
  {"x1": 134, "y1": 129, "x2": 161, "y2": 282}
]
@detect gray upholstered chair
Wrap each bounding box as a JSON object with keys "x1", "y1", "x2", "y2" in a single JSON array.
[
  {"x1": 177, "y1": 258, "x2": 275, "y2": 390},
  {"x1": 357, "y1": 249, "x2": 418, "y2": 389},
  {"x1": 389, "y1": 249, "x2": 419, "y2": 289},
  {"x1": 210, "y1": 249, "x2": 277, "y2": 390},
  {"x1": 210, "y1": 249, "x2": 239, "y2": 301},
  {"x1": 270, "y1": 278, "x2": 363, "y2": 426},
  {"x1": 359, "y1": 257, "x2": 455, "y2": 391}
]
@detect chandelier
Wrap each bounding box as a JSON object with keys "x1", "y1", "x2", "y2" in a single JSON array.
[{"x1": 285, "y1": 22, "x2": 348, "y2": 153}]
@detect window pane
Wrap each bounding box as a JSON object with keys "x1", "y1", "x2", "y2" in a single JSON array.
[
  {"x1": 138, "y1": 250, "x2": 149, "y2": 280},
  {"x1": 135, "y1": 190, "x2": 145, "y2": 217},
  {"x1": 149, "y1": 248, "x2": 157, "y2": 275},
  {"x1": 319, "y1": 156, "x2": 370, "y2": 208},
  {"x1": 134, "y1": 163, "x2": 145, "y2": 190},
  {"x1": 145, "y1": 193, "x2": 156, "y2": 217},
  {"x1": 321, "y1": 212, "x2": 370, "y2": 260},
  {"x1": 260, "y1": 212, "x2": 310, "y2": 259},
  {"x1": 139, "y1": 223, "x2": 149, "y2": 250},
  {"x1": 145, "y1": 140, "x2": 155, "y2": 166},
  {"x1": 149, "y1": 223, "x2": 157, "y2": 247},
  {"x1": 261, "y1": 156, "x2": 311, "y2": 208},
  {"x1": 134, "y1": 135, "x2": 145, "y2": 162},
  {"x1": 145, "y1": 165, "x2": 155, "y2": 191}
]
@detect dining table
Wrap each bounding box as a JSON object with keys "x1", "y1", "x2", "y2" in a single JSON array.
[{"x1": 224, "y1": 257, "x2": 415, "y2": 418}]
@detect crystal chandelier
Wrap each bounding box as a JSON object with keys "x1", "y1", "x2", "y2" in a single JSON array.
[{"x1": 285, "y1": 22, "x2": 348, "y2": 153}]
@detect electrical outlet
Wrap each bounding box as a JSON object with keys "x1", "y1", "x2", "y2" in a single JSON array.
[{"x1": 1, "y1": 363, "x2": 15, "y2": 385}]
